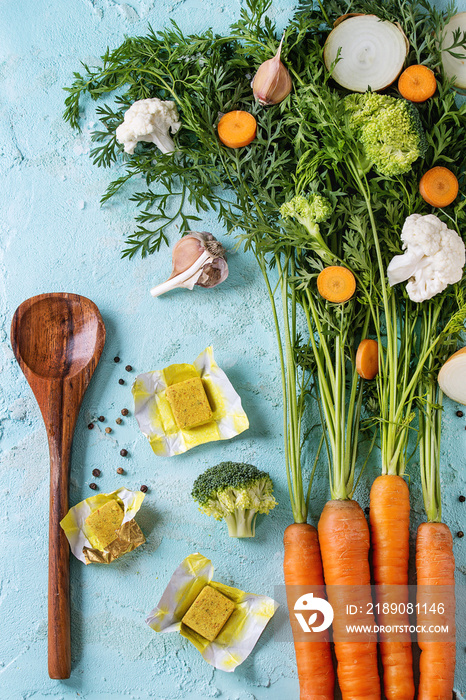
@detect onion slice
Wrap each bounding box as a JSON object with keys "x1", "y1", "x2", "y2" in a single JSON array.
[
  {"x1": 438, "y1": 347, "x2": 466, "y2": 404},
  {"x1": 440, "y1": 13, "x2": 466, "y2": 91},
  {"x1": 323, "y1": 15, "x2": 409, "y2": 92}
]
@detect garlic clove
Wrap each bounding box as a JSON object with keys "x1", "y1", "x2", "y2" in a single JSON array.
[
  {"x1": 169, "y1": 235, "x2": 205, "y2": 278},
  {"x1": 252, "y1": 35, "x2": 292, "y2": 106}
]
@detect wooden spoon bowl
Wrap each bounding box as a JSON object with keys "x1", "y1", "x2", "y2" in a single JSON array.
[
  {"x1": 11, "y1": 293, "x2": 105, "y2": 679},
  {"x1": 16, "y1": 296, "x2": 103, "y2": 378}
]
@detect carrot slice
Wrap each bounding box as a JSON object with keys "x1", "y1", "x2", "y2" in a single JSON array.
[
  {"x1": 398, "y1": 65, "x2": 437, "y2": 102},
  {"x1": 317, "y1": 266, "x2": 356, "y2": 303},
  {"x1": 419, "y1": 166, "x2": 459, "y2": 207},
  {"x1": 356, "y1": 338, "x2": 379, "y2": 380},
  {"x1": 217, "y1": 111, "x2": 257, "y2": 148}
]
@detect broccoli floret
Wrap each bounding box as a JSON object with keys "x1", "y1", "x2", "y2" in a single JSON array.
[
  {"x1": 344, "y1": 92, "x2": 427, "y2": 177},
  {"x1": 280, "y1": 193, "x2": 334, "y2": 262},
  {"x1": 191, "y1": 462, "x2": 277, "y2": 538}
]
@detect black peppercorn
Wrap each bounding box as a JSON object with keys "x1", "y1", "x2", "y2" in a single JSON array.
[
  {"x1": 456, "y1": 410, "x2": 464, "y2": 417},
  {"x1": 140, "y1": 485, "x2": 148, "y2": 493},
  {"x1": 98, "y1": 415, "x2": 105, "y2": 422},
  {"x1": 114, "y1": 356, "x2": 120, "y2": 363},
  {"x1": 92, "y1": 468, "x2": 101, "y2": 478},
  {"x1": 88, "y1": 423, "x2": 94, "y2": 430},
  {"x1": 117, "y1": 467, "x2": 124, "y2": 475},
  {"x1": 120, "y1": 449, "x2": 128, "y2": 457},
  {"x1": 125, "y1": 365, "x2": 132, "y2": 372},
  {"x1": 459, "y1": 495, "x2": 465, "y2": 502},
  {"x1": 116, "y1": 417, "x2": 122, "y2": 425},
  {"x1": 121, "y1": 408, "x2": 129, "y2": 416},
  {"x1": 89, "y1": 482, "x2": 97, "y2": 490},
  {"x1": 458, "y1": 531, "x2": 464, "y2": 538},
  {"x1": 118, "y1": 378, "x2": 125, "y2": 385}
]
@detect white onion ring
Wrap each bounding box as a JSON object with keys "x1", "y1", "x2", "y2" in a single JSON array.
[
  {"x1": 323, "y1": 15, "x2": 409, "y2": 92},
  {"x1": 438, "y1": 347, "x2": 466, "y2": 405},
  {"x1": 441, "y1": 13, "x2": 466, "y2": 91}
]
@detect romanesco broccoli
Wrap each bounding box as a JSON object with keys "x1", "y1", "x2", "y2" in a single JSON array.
[{"x1": 344, "y1": 92, "x2": 427, "y2": 177}]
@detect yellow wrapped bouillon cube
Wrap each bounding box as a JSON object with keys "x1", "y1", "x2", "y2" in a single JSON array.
[
  {"x1": 182, "y1": 585, "x2": 235, "y2": 641},
  {"x1": 60, "y1": 488, "x2": 146, "y2": 564},
  {"x1": 146, "y1": 553, "x2": 278, "y2": 672},
  {"x1": 132, "y1": 347, "x2": 249, "y2": 457},
  {"x1": 84, "y1": 500, "x2": 124, "y2": 550},
  {"x1": 166, "y1": 376, "x2": 212, "y2": 430}
]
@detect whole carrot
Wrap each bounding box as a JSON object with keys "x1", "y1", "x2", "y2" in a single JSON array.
[
  {"x1": 416, "y1": 352, "x2": 458, "y2": 699},
  {"x1": 284, "y1": 524, "x2": 334, "y2": 700},
  {"x1": 319, "y1": 499, "x2": 381, "y2": 700},
  {"x1": 301, "y1": 279, "x2": 379, "y2": 698},
  {"x1": 416, "y1": 522, "x2": 456, "y2": 699},
  {"x1": 255, "y1": 248, "x2": 334, "y2": 699},
  {"x1": 369, "y1": 474, "x2": 414, "y2": 700}
]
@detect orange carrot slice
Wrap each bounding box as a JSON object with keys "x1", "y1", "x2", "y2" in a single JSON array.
[
  {"x1": 317, "y1": 266, "x2": 356, "y2": 303},
  {"x1": 419, "y1": 166, "x2": 459, "y2": 207},
  {"x1": 398, "y1": 65, "x2": 437, "y2": 102},
  {"x1": 356, "y1": 338, "x2": 379, "y2": 380},
  {"x1": 217, "y1": 111, "x2": 257, "y2": 148}
]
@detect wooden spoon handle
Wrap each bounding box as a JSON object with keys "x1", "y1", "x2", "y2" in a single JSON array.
[{"x1": 47, "y1": 435, "x2": 71, "y2": 679}]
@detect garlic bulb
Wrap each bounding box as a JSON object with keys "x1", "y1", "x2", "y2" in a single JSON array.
[
  {"x1": 252, "y1": 35, "x2": 292, "y2": 106},
  {"x1": 150, "y1": 232, "x2": 228, "y2": 297}
]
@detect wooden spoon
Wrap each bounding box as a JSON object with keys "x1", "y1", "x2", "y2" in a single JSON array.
[{"x1": 11, "y1": 293, "x2": 106, "y2": 679}]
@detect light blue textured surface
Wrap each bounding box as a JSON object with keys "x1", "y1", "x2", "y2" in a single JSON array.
[{"x1": 0, "y1": 1, "x2": 464, "y2": 699}]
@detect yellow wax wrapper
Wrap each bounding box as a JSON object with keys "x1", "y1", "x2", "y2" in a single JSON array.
[
  {"x1": 60, "y1": 487, "x2": 145, "y2": 564},
  {"x1": 132, "y1": 346, "x2": 249, "y2": 457},
  {"x1": 146, "y1": 553, "x2": 277, "y2": 672}
]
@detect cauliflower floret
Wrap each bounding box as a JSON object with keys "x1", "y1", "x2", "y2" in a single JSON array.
[
  {"x1": 115, "y1": 97, "x2": 181, "y2": 155},
  {"x1": 387, "y1": 213, "x2": 465, "y2": 302}
]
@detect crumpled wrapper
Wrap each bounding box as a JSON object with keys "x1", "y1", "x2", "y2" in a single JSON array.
[
  {"x1": 60, "y1": 487, "x2": 145, "y2": 564},
  {"x1": 146, "y1": 553, "x2": 277, "y2": 672},
  {"x1": 132, "y1": 346, "x2": 249, "y2": 457}
]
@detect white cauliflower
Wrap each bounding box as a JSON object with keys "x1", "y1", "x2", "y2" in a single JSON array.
[
  {"x1": 387, "y1": 213, "x2": 465, "y2": 303},
  {"x1": 115, "y1": 97, "x2": 181, "y2": 155}
]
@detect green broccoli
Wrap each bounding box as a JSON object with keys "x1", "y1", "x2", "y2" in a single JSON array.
[
  {"x1": 344, "y1": 92, "x2": 427, "y2": 177},
  {"x1": 280, "y1": 193, "x2": 334, "y2": 262},
  {"x1": 191, "y1": 462, "x2": 277, "y2": 538}
]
